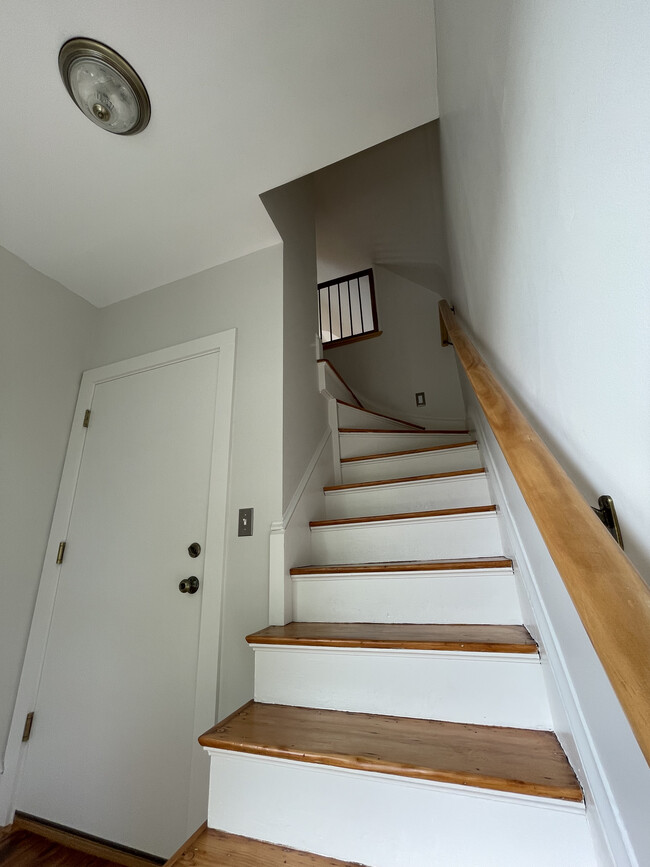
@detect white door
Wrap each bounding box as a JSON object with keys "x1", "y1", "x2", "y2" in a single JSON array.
[{"x1": 13, "y1": 334, "x2": 234, "y2": 859}]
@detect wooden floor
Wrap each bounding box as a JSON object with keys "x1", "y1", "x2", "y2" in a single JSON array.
[
  {"x1": 165, "y1": 826, "x2": 365, "y2": 866},
  {"x1": 246, "y1": 622, "x2": 538, "y2": 653},
  {"x1": 0, "y1": 828, "x2": 121, "y2": 866},
  {"x1": 199, "y1": 701, "x2": 583, "y2": 802}
]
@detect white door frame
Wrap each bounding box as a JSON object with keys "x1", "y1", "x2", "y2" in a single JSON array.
[{"x1": 0, "y1": 329, "x2": 236, "y2": 832}]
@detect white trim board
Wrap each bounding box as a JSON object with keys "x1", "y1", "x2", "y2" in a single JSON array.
[
  {"x1": 269, "y1": 426, "x2": 333, "y2": 625},
  {"x1": 468, "y1": 398, "x2": 647, "y2": 867},
  {"x1": 0, "y1": 330, "x2": 237, "y2": 835}
]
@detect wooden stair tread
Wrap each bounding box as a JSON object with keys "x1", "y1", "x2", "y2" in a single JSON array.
[
  {"x1": 324, "y1": 468, "x2": 486, "y2": 492},
  {"x1": 340, "y1": 440, "x2": 477, "y2": 462},
  {"x1": 290, "y1": 557, "x2": 513, "y2": 575},
  {"x1": 199, "y1": 702, "x2": 582, "y2": 802},
  {"x1": 165, "y1": 826, "x2": 365, "y2": 866},
  {"x1": 246, "y1": 622, "x2": 537, "y2": 653},
  {"x1": 310, "y1": 505, "x2": 496, "y2": 528},
  {"x1": 336, "y1": 400, "x2": 425, "y2": 430},
  {"x1": 338, "y1": 428, "x2": 469, "y2": 434}
]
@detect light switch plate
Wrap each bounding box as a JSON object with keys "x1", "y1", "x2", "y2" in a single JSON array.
[{"x1": 238, "y1": 508, "x2": 253, "y2": 537}]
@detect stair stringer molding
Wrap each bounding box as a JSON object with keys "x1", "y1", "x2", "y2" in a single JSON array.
[
  {"x1": 269, "y1": 424, "x2": 334, "y2": 625},
  {"x1": 341, "y1": 383, "x2": 467, "y2": 431},
  {"x1": 466, "y1": 389, "x2": 648, "y2": 867}
]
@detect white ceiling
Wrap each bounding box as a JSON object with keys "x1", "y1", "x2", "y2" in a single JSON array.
[{"x1": 0, "y1": 1, "x2": 438, "y2": 307}]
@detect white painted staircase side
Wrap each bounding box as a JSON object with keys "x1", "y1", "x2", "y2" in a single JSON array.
[
  {"x1": 337, "y1": 400, "x2": 422, "y2": 431},
  {"x1": 291, "y1": 561, "x2": 523, "y2": 624},
  {"x1": 249, "y1": 642, "x2": 552, "y2": 728},
  {"x1": 202, "y1": 362, "x2": 595, "y2": 867},
  {"x1": 324, "y1": 469, "x2": 491, "y2": 517},
  {"x1": 309, "y1": 507, "x2": 502, "y2": 564},
  {"x1": 338, "y1": 429, "x2": 470, "y2": 458},
  {"x1": 340, "y1": 441, "x2": 482, "y2": 483}
]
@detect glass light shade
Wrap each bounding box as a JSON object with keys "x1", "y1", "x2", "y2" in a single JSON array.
[{"x1": 59, "y1": 38, "x2": 150, "y2": 135}]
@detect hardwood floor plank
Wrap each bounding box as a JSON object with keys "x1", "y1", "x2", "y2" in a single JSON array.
[
  {"x1": 164, "y1": 827, "x2": 366, "y2": 866},
  {"x1": 199, "y1": 702, "x2": 582, "y2": 802},
  {"x1": 246, "y1": 622, "x2": 537, "y2": 653},
  {"x1": 0, "y1": 828, "x2": 121, "y2": 866}
]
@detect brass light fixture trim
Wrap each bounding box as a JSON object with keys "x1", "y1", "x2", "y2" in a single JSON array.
[{"x1": 58, "y1": 37, "x2": 151, "y2": 135}]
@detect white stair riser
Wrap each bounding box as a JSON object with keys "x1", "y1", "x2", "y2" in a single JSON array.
[
  {"x1": 339, "y1": 431, "x2": 469, "y2": 458},
  {"x1": 206, "y1": 751, "x2": 594, "y2": 867},
  {"x1": 310, "y1": 513, "x2": 502, "y2": 564},
  {"x1": 292, "y1": 569, "x2": 522, "y2": 623},
  {"x1": 337, "y1": 403, "x2": 417, "y2": 431},
  {"x1": 341, "y1": 445, "x2": 482, "y2": 483},
  {"x1": 325, "y1": 473, "x2": 491, "y2": 518},
  {"x1": 252, "y1": 647, "x2": 551, "y2": 729}
]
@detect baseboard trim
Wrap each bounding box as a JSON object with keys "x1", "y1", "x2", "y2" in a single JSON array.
[{"x1": 13, "y1": 812, "x2": 165, "y2": 866}]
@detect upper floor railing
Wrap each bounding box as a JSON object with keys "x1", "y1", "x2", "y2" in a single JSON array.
[
  {"x1": 438, "y1": 300, "x2": 650, "y2": 764},
  {"x1": 318, "y1": 268, "x2": 381, "y2": 348}
]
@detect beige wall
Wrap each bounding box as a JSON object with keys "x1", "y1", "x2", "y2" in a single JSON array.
[
  {"x1": 91, "y1": 245, "x2": 284, "y2": 718},
  {"x1": 0, "y1": 247, "x2": 97, "y2": 763}
]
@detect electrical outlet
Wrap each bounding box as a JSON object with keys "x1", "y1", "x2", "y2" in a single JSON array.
[
  {"x1": 238, "y1": 508, "x2": 253, "y2": 537},
  {"x1": 415, "y1": 392, "x2": 426, "y2": 407}
]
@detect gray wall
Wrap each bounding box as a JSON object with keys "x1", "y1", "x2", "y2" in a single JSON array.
[
  {"x1": 434, "y1": 2, "x2": 650, "y2": 863},
  {"x1": 262, "y1": 177, "x2": 329, "y2": 513},
  {"x1": 0, "y1": 247, "x2": 97, "y2": 764},
  {"x1": 91, "y1": 245, "x2": 284, "y2": 718}
]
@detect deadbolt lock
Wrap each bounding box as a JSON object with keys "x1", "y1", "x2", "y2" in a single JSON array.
[
  {"x1": 187, "y1": 542, "x2": 201, "y2": 558},
  {"x1": 179, "y1": 576, "x2": 200, "y2": 595}
]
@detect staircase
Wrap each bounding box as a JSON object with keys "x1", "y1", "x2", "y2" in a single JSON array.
[{"x1": 196, "y1": 367, "x2": 596, "y2": 866}]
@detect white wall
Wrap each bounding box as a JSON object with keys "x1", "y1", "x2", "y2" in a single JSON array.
[
  {"x1": 91, "y1": 246, "x2": 284, "y2": 718},
  {"x1": 0, "y1": 247, "x2": 96, "y2": 766},
  {"x1": 325, "y1": 265, "x2": 466, "y2": 428},
  {"x1": 434, "y1": 0, "x2": 650, "y2": 579},
  {"x1": 261, "y1": 176, "x2": 329, "y2": 512},
  {"x1": 434, "y1": 2, "x2": 650, "y2": 862}
]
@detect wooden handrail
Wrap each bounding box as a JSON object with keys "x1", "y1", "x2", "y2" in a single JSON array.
[{"x1": 439, "y1": 300, "x2": 650, "y2": 764}]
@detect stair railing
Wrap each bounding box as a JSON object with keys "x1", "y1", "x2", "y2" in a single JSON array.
[
  {"x1": 439, "y1": 299, "x2": 650, "y2": 764},
  {"x1": 318, "y1": 268, "x2": 381, "y2": 348}
]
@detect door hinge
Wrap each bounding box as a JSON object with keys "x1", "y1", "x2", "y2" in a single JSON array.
[
  {"x1": 22, "y1": 712, "x2": 34, "y2": 742},
  {"x1": 56, "y1": 541, "x2": 66, "y2": 564},
  {"x1": 83, "y1": 409, "x2": 91, "y2": 428}
]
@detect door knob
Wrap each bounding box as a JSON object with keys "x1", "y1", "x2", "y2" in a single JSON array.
[{"x1": 178, "y1": 576, "x2": 200, "y2": 594}]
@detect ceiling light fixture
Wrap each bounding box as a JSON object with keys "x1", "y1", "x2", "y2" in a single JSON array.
[{"x1": 58, "y1": 37, "x2": 151, "y2": 135}]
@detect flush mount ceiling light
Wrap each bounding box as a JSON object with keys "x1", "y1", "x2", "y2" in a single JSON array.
[{"x1": 58, "y1": 37, "x2": 150, "y2": 135}]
